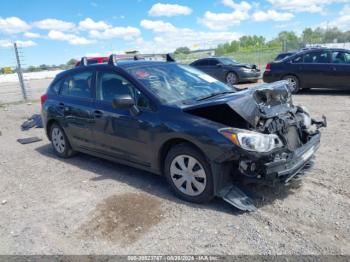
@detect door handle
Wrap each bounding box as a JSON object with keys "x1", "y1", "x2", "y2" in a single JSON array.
[
  {"x1": 93, "y1": 110, "x2": 103, "y2": 118},
  {"x1": 332, "y1": 66, "x2": 337, "y2": 71}
]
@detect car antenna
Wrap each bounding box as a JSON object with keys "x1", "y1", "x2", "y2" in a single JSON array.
[
  {"x1": 108, "y1": 54, "x2": 118, "y2": 66},
  {"x1": 166, "y1": 53, "x2": 176, "y2": 62},
  {"x1": 80, "y1": 57, "x2": 88, "y2": 66}
]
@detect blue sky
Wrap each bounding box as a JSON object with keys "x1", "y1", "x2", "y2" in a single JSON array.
[{"x1": 0, "y1": 0, "x2": 349, "y2": 66}]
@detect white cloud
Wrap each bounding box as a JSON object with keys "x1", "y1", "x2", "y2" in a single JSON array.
[
  {"x1": 79, "y1": 18, "x2": 110, "y2": 31},
  {"x1": 89, "y1": 26, "x2": 140, "y2": 39},
  {"x1": 24, "y1": 32, "x2": 41, "y2": 38},
  {"x1": 320, "y1": 5, "x2": 350, "y2": 30},
  {"x1": 16, "y1": 40, "x2": 37, "y2": 47},
  {"x1": 140, "y1": 20, "x2": 176, "y2": 32},
  {"x1": 0, "y1": 40, "x2": 13, "y2": 47},
  {"x1": 137, "y1": 19, "x2": 240, "y2": 53},
  {"x1": 267, "y1": 0, "x2": 347, "y2": 13},
  {"x1": 199, "y1": 0, "x2": 251, "y2": 30},
  {"x1": 252, "y1": 10, "x2": 294, "y2": 21},
  {"x1": 34, "y1": 19, "x2": 75, "y2": 31},
  {"x1": 148, "y1": 3, "x2": 192, "y2": 17},
  {"x1": 222, "y1": 0, "x2": 252, "y2": 11},
  {"x1": 199, "y1": 10, "x2": 249, "y2": 30},
  {"x1": 48, "y1": 30, "x2": 93, "y2": 45},
  {"x1": 0, "y1": 39, "x2": 36, "y2": 47},
  {"x1": 0, "y1": 17, "x2": 30, "y2": 34}
]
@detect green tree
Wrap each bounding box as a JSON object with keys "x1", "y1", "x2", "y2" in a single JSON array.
[
  {"x1": 174, "y1": 47, "x2": 191, "y2": 54},
  {"x1": 66, "y1": 58, "x2": 78, "y2": 67}
]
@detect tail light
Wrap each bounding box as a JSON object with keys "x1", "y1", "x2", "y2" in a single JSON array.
[
  {"x1": 41, "y1": 94, "x2": 48, "y2": 106},
  {"x1": 265, "y1": 63, "x2": 271, "y2": 72}
]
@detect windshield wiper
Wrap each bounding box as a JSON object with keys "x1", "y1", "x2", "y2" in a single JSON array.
[{"x1": 196, "y1": 91, "x2": 235, "y2": 101}]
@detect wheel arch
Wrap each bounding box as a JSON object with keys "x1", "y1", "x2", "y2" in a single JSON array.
[
  {"x1": 46, "y1": 119, "x2": 58, "y2": 140},
  {"x1": 158, "y1": 138, "x2": 207, "y2": 175}
]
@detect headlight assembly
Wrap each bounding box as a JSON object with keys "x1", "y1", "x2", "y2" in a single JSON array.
[{"x1": 219, "y1": 128, "x2": 283, "y2": 153}]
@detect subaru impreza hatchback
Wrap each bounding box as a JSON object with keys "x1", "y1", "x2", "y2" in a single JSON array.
[{"x1": 41, "y1": 55, "x2": 326, "y2": 211}]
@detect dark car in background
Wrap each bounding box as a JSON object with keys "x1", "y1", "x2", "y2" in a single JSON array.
[
  {"x1": 41, "y1": 55, "x2": 325, "y2": 211},
  {"x1": 264, "y1": 48, "x2": 350, "y2": 93},
  {"x1": 190, "y1": 57, "x2": 260, "y2": 86}
]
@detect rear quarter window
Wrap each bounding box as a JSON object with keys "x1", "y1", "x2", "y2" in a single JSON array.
[{"x1": 48, "y1": 79, "x2": 62, "y2": 94}]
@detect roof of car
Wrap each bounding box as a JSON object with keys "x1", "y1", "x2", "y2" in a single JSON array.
[{"x1": 55, "y1": 60, "x2": 174, "y2": 78}]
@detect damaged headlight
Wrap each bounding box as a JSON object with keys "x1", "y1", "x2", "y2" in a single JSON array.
[{"x1": 219, "y1": 128, "x2": 283, "y2": 153}]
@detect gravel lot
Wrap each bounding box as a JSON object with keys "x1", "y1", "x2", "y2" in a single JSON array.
[{"x1": 0, "y1": 86, "x2": 349, "y2": 255}]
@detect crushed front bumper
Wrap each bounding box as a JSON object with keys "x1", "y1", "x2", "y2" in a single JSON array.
[{"x1": 239, "y1": 133, "x2": 321, "y2": 185}]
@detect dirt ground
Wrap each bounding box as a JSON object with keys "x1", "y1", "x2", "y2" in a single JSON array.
[{"x1": 0, "y1": 87, "x2": 349, "y2": 255}]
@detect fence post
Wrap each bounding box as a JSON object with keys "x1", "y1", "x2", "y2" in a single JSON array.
[{"x1": 14, "y1": 42, "x2": 27, "y2": 102}]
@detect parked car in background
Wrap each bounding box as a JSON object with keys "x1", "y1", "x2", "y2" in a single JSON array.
[
  {"x1": 263, "y1": 48, "x2": 350, "y2": 93},
  {"x1": 41, "y1": 55, "x2": 326, "y2": 211},
  {"x1": 190, "y1": 57, "x2": 260, "y2": 86},
  {"x1": 274, "y1": 52, "x2": 296, "y2": 61}
]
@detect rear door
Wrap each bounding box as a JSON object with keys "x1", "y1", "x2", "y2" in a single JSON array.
[
  {"x1": 91, "y1": 69, "x2": 156, "y2": 167},
  {"x1": 205, "y1": 59, "x2": 225, "y2": 81},
  {"x1": 299, "y1": 50, "x2": 332, "y2": 88},
  {"x1": 330, "y1": 50, "x2": 350, "y2": 88},
  {"x1": 57, "y1": 69, "x2": 95, "y2": 149}
]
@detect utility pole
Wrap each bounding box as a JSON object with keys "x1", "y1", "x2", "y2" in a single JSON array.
[{"x1": 14, "y1": 42, "x2": 27, "y2": 101}]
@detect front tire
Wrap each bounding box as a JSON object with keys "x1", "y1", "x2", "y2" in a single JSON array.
[
  {"x1": 164, "y1": 143, "x2": 214, "y2": 203},
  {"x1": 50, "y1": 123, "x2": 75, "y2": 158},
  {"x1": 282, "y1": 75, "x2": 300, "y2": 93},
  {"x1": 226, "y1": 72, "x2": 238, "y2": 86}
]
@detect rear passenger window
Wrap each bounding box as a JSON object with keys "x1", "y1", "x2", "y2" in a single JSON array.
[
  {"x1": 60, "y1": 71, "x2": 93, "y2": 98},
  {"x1": 48, "y1": 79, "x2": 61, "y2": 94},
  {"x1": 292, "y1": 56, "x2": 303, "y2": 63},
  {"x1": 207, "y1": 59, "x2": 219, "y2": 66},
  {"x1": 194, "y1": 60, "x2": 208, "y2": 66},
  {"x1": 303, "y1": 51, "x2": 330, "y2": 63}
]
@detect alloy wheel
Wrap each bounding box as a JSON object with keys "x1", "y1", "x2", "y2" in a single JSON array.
[
  {"x1": 284, "y1": 76, "x2": 298, "y2": 93},
  {"x1": 170, "y1": 154, "x2": 207, "y2": 196},
  {"x1": 51, "y1": 127, "x2": 65, "y2": 154},
  {"x1": 226, "y1": 72, "x2": 237, "y2": 86}
]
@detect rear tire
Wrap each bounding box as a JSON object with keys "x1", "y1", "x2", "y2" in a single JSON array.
[
  {"x1": 50, "y1": 123, "x2": 75, "y2": 158},
  {"x1": 282, "y1": 75, "x2": 300, "y2": 93},
  {"x1": 164, "y1": 143, "x2": 214, "y2": 203}
]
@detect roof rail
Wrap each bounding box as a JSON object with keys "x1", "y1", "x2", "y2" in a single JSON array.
[
  {"x1": 80, "y1": 57, "x2": 88, "y2": 66},
  {"x1": 166, "y1": 53, "x2": 176, "y2": 62},
  {"x1": 108, "y1": 54, "x2": 118, "y2": 66}
]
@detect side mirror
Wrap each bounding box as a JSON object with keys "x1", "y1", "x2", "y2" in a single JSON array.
[{"x1": 112, "y1": 95, "x2": 135, "y2": 109}]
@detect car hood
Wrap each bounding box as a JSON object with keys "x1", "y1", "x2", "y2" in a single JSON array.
[{"x1": 182, "y1": 81, "x2": 292, "y2": 128}]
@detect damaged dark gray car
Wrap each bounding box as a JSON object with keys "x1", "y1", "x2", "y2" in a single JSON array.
[{"x1": 42, "y1": 58, "x2": 326, "y2": 211}]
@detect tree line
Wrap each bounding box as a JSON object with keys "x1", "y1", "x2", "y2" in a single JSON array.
[{"x1": 174, "y1": 27, "x2": 350, "y2": 55}]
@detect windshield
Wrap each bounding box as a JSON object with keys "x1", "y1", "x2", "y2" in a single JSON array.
[
  {"x1": 218, "y1": 57, "x2": 238, "y2": 65},
  {"x1": 125, "y1": 64, "x2": 235, "y2": 104}
]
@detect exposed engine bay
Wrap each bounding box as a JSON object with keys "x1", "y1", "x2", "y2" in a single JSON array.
[
  {"x1": 183, "y1": 81, "x2": 327, "y2": 211},
  {"x1": 184, "y1": 81, "x2": 327, "y2": 184},
  {"x1": 185, "y1": 81, "x2": 326, "y2": 152}
]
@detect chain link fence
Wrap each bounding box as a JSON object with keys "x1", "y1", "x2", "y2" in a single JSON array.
[{"x1": 0, "y1": 44, "x2": 59, "y2": 105}]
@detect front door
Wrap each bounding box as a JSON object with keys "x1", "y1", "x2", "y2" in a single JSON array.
[
  {"x1": 330, "y1": 50, "x2": 350, "y2": 88},
  {"x1": 91, "y1": 69, "x2": 156, "y2": 167}
]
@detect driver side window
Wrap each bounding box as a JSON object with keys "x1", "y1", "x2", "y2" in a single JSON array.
[{"x1": 96, "y1": 71, "x2": 151, "y2": 109}]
